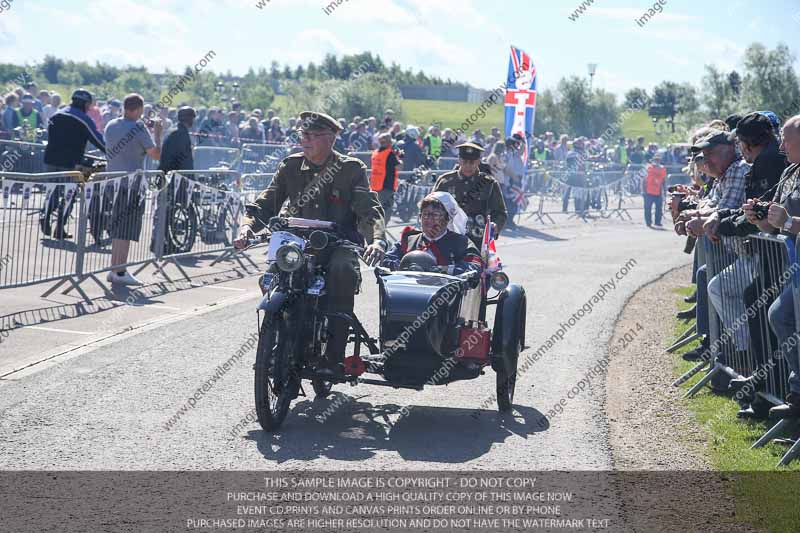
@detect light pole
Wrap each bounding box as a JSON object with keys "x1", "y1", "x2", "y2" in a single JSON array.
[{"x1": 587, "y1": 63, "x2": 598, "y2": 91}]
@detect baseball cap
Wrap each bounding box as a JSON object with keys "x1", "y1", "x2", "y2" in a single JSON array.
[
  {"x1": 690, "y1": 129, "x2": 733, "y2": 152},
  {"x1": 730, "y1": 112, "x2": 773, "y2": 140}
]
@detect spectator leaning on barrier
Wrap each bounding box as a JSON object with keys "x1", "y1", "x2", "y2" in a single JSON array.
[
  {"x1": 675, "y1": 127, "x2": 750, "y2": 370},
  {"x1": 103, "y1": 93, "x2": 162, "y2": 286},
  {"x1": 643, "y1": 152, "x2": 667, "y2": 227},
  {"x1": 701, "y1": 112, "x2": 788, "y2": 419},
  {"x1": 159, "y1": 106, "x2": 195, "y2": 174},
  {"x1": 42, "y1": 89, "x2": 107, "y2": 239},
  {"x1": 743, "y1": 114, "x2": 800, "y2": 419},
  {"x1": 370, "y1": 132, "x2": 400, "y2": 224}
]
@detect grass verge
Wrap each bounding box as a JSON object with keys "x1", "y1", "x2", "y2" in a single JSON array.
[{"x1": 670, "y1": 286, "x2": 800, "y2": 532}]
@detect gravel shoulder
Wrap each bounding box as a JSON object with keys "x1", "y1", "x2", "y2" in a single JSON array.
[{"x1": 603, "y1": 265, "x2": 759, "y2": 532}]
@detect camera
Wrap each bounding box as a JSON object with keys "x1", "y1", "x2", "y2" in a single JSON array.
[{"x1": 752, "y1": 201, "x2": 771, "y2": 220}]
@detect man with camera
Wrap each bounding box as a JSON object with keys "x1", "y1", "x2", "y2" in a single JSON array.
[
  {"x1": 234, "y1": 111, "x2": 387, "y2": 379},
  {"x1": 743, "y1": 114, "x2": 800, "y2": 418},
  {"x1": 103, "y1": 93, "x2": 163, "y2": 286},
  {"x1": 671, "y1": 127, "x2": 749, "y2": 367}
]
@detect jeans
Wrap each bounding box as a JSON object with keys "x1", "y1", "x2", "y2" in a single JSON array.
[
  {"x1": 696, "y1": 264, "x2": 709, "y2": 337},
  {"x1": 767, "y1": 285, "x2": 800, "y2": 395},
  {"x1": 643, "y1": 194, "x2": 662, "y2": 226},
  {"x1": 707, "y1": 256, "x2": 757, "y2": 351}
]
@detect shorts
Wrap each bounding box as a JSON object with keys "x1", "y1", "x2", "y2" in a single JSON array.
[{"x1": 110, "y1": 175, "x2": 146, "y2": 241}]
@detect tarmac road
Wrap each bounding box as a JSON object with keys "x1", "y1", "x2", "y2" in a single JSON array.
[{"x1": 0, "y1": 217, "x2": 690, "y2": 472}]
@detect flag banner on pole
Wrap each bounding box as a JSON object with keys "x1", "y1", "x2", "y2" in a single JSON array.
[{"x1": 504, "y1": 45, "x2": 537, "y2": 167}]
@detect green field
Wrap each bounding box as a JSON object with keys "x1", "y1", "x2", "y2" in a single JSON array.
[
  {"x1": 671, "y1": 286, "x2": 800, "y2": 532},
  {"x1": 401, "y1": 99, "x2": 505, "y2": 133}
]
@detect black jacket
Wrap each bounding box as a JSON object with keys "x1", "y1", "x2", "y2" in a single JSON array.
[
  {"x1": 159, "y1": 123, "x2": 194, "y2": 173},
  {"x1": 43, "y1": 106, "x2": 106, "y2": 168},
  {"x1": 717, "y1": 141, "x2": 788, "y2": 237}
]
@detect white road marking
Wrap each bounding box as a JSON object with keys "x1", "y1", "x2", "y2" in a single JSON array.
[
  {"x1": 22, "y1": 326, "x2": 93, "y2": 335},
  {"x1": 132, "y1": 304, "x2": 183, "y2": 311},
  {"x1": 198, "y1": 286, "x2": 247, "y2": 291}
]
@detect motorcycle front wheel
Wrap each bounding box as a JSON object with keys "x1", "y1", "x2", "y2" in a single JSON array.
[{"x1": 254, "y1": 314, "x2": 300, "y2": 432}]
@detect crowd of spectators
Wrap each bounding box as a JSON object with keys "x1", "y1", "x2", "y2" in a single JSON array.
[
  {"x1": 668, "y1": 109, "x2": 800, "y2": 421},
  {"x1": 2, "y1": 84, "x2": 689, "y2": 172}
]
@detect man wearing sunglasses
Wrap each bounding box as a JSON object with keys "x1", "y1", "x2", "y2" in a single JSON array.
[
  {"x1": 235, "y1": 110, "x2": 387, "y2": 378},
  {"x1": 432, "y1": 142, "x2": 508, "y2": 247}
]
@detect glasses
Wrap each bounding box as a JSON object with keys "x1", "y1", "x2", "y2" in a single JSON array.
[
  {"x1": 420, "y1": 211, "x2": 447, "y2": 220},
  {"x1": 300, "y1": 131, "x2": 332, "y2": 140}
]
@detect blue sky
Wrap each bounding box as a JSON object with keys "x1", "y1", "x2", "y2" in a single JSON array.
[{"x1": 1, "y1": 0, "x2": 798, "y2": 97}]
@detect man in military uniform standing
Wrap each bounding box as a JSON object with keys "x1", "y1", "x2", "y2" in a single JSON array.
[
  {"x1": 432, "y1": 142, "x2": 508, "y2": 246},
  {"x1": 234, "y1": 110, "x2": 387, "y2": 377}
]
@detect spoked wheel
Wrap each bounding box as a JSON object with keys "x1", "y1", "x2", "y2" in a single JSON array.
[
  {"x1": 254, "y1": 315, "x2": 300, "y2": 432},
  {"x1": 167, "y1": 203, "x2": 198, "y2": 253}
]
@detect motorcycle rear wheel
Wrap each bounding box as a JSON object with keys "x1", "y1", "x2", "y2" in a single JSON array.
[{"x1": 254, "y1": 315, "x2": 300, "y2": 432}]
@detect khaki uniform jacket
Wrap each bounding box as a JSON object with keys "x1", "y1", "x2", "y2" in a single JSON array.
[
  {"x1": 432, "y1": 170, "x2": 508, "y2": 236},
  {"x1": 242, "y1": 150, "x2": 386, "y2": 242}
]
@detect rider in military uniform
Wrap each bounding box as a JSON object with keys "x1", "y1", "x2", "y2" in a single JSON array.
[
  {"x1": 382, "y1": 192, "x2": 483, "y2": 275},
  {"x1": 234, "y1": 110, "x2": 387, "y2": 377},
  {"x1": 432, "y1": 142, "x2": 508, "y2": 247}
]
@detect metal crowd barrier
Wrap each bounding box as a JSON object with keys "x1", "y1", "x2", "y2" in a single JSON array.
[
  {"x1": 686, "y1": 233, "x2": 800, "y2": 466},
  {"x1": 0, "y1": 140, "x2": 47, "y2": 174},
  {"x1": 0, "y1": 171, "x2": 84, "y2": 294},
  {"x1": 79, "y1": 171, "x2": 166, "y2": 283},
  {"x1": 193, "y1": 146, "x2": 240, "y2": 171},
  {"x1": 0, "y1": 168, "x2": 259, "y2": 301},
  {"x1": 347, "y1": 151, "x2": 373, "y2": 168}
]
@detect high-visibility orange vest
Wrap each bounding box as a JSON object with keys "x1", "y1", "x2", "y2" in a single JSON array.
[
  {"x1": 370, "y1": 147, "x2": 398, "y2": 191},
  {"x1": 645, "y1": 165, "x2": 666, "y2": 195}
]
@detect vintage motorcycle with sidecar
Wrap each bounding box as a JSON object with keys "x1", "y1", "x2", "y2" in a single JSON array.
[{"x1": 245, "y1": 217, "x2": 526, "y2": 432}]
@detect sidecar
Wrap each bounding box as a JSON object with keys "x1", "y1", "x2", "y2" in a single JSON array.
[{"x1": 350, "y1": 268, "x2": 526, "y2": 412}]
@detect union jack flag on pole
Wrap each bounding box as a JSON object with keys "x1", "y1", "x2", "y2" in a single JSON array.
[{"x1": 504, "y1": 45, "x2": 537, "y2": 167}]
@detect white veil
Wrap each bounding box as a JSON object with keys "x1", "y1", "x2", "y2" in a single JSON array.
[{"x1": 427, "y1": 191, "x2": 468, "y2": 235}]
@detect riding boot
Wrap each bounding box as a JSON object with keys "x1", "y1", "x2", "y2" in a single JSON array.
[{"x1": 318, "y1": 316, "x2": 348, "y2": 378}]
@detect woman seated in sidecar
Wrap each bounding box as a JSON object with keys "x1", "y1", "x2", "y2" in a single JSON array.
[{"x1": 381, "y1": 191, "x2": 483, "y2": 275}]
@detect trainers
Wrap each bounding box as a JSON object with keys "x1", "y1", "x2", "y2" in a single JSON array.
[
  {"x1": 676, "y1": 305, "x2": 696, "y2": 320},
  {"x1": 106, "y1": 271, "x2": 143, "y2": 286},
  {"x1": 684, "y1": 291, "x2": 697, "y2": 304}
]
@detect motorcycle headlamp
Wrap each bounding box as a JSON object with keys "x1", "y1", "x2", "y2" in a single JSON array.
[
  {"x1": 275, "y1": 244, "x2": 305, "y2": 272},
  {"x1": 490, "y1": 271, "x2": 509, "y2": 291}
]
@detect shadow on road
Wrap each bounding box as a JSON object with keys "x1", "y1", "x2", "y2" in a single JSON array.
[
  {"x1": 0, "y1": 268, "x2": 249, "y2": 332},
  {"x1": 503, "y1": 225, "x2": 566, "y2": 242},
  {"x1": 248, "y1": 393, "x2": 548, "y2": 463}
]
